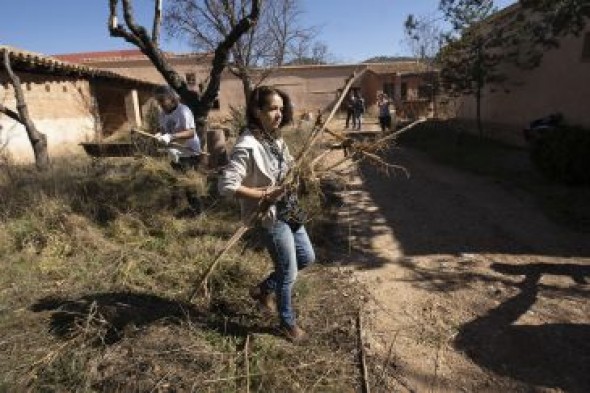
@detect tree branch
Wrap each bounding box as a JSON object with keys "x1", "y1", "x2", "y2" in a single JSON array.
[
  {"x1": 152, "y1": 0, "x2": 162, "y2": 45},
  {"x1": 199, "y1": 0, "x2": 261, "y2": 115},
  {"x1": 108, "y1": 0, "x2": 192, "y2": 101},
  {"x1": 0, "y1": 104, "x2": 22, "y2": 123},
  {"x1": 121, "y1": 0, "x2": 150, "y2": 41},
  {"x1": 2, "y1": 49, "x2": 49, "y2": 169},
  {"x1": 108, "y1": 0, "x2": 145, "y2": 49}
]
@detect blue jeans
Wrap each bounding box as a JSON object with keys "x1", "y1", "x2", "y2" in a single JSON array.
[{"x1": 260, "y1": 220, "x2": 315, "y2": 328}]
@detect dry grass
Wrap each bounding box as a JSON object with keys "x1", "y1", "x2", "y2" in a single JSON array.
[{"x1": 0, "y1": 153, "x2": 369, "y2": 392}]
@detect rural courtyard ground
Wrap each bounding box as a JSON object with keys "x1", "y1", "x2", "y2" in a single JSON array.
[{"x1": 325, "y1": 126, "x2": 590, "y2": 393}]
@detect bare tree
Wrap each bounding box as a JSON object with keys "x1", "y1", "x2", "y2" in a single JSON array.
[
  {"x1": 286, "y1": 40, "x2": 331, "y2": 65},
  {"x1": 0, "y1": 49, "x2": 50, "y2": 170},
  {"x1": 404, "y1": 14, "x2": 445, "y2": 117},
  {"x1": 108, "y1": 0, "x2": 260, "y2": 137},
  {"x1": 404, "y1": 14, "x2": 444, "y2": 63},
  {"x1": 164, "y1": 0, "x2": 318, "y2": 101}
]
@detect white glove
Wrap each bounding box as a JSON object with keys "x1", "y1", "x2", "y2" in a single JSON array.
[
  {"x1": 167, "y1": 148, "x2": 182, "y2": 164},
  {"x1": 157, "y1": 133, "x2": 172, "y2": 145}
]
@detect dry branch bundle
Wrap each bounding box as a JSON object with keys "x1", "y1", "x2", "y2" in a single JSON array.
[{"x1": 189, "y1": 69, "x2": 424, "y2": 301}]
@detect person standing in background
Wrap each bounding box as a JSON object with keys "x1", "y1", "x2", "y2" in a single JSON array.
[
  {"x1": 352, "y1": 90, "x2": 365, "y2": 130},
  {"x1": 344, "y1": 92, "x2": 356, "y2": 129},
  {"x1": 377, "y1": 92, "x2": 392, "y2": 133}
]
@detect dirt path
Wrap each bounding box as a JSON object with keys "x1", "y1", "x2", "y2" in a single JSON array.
[{"x1": 327, "y1": 139, "x2": 590, "y2": 392}]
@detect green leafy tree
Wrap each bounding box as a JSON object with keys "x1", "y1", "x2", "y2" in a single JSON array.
[
  {"x1": 437, "y1": 0, "x2": 504, "y2": 137},
  {"x1": 503, "y1": 0, "x2": 590, "y2": 69},
  {"x1": 403, "y1": 14, "x2": 445, "y2": 117},
  {"x1": 406, "y1": 1, "x2": 589, "y2": 136}
]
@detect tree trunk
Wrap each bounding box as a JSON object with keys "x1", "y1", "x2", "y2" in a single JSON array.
[
  {"x1": 108, "y1": 0, "x2": 261, "y2": 154},
  {"x1": 206, "y1": 128, "x2": 228, "y2": 169},
  {"x1": 476, "y1": 85, "x2": 482, "y2": 138},
  {"x1": 2, "y1": 50, "x2": 50, "y2": 170},
  {"x1": 475, "y1": 43, "x2": 484, "y2": 138},
  {"x1": 241, "y1": 74, "x2": 254, "y2": 108}
]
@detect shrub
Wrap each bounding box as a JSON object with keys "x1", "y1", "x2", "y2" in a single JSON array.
[
  {"x1": 530, "y1": 125, "x2": 590, "y2": 185},
  {"x1": 224, "y1": 104, "x2": 247, "y2": 137}
]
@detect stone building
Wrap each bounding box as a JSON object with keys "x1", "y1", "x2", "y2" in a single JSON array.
[{"x1": 1, "y1": 46, "x2": 157, "y2": 162}]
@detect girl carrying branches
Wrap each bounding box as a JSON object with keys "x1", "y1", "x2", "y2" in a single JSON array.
[{"x1": 218, "y1": 86, "x2": 314, "y2": 343}]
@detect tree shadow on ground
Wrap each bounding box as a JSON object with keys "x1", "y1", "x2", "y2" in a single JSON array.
[
  {"x1": 315, "y1": 147, "x2": 590, "y2": 391},
  {"x1": 31, "y1": 291, "x2": 276, "y2": 345},
  {"x1": 356, "y1": 147, "x2": 590, "y2": 259},
  {"x1": 455, "y1": 262, "x2": 590, "y2": 393}
]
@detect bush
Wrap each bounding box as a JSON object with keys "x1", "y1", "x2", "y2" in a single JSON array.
[
  {"x1": 224, "y1": 104, "x2": 247, "y2": 137},
  {"x1": 530, "y1": 125, "x2": 590, "y2": 185}
]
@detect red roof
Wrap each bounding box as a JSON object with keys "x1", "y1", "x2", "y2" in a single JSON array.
[
  {"x1": 53, "y1": 49, "x2": 146, "y2": 63},
  {"x1": 1, "y1": 45, "x2": 157, "y2": 86}
]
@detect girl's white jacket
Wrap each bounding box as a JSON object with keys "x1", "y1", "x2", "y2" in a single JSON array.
[{"x1": 218, "y1": 129, "x2": 293, "y2": 228}]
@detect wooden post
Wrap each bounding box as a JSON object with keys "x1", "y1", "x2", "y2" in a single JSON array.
[
  {"x1": 394, "y1": 73, "x2": 402, "y2": 104},
  {"x1": 124, "y1": 89, "x2": 142, "y2": 129}
]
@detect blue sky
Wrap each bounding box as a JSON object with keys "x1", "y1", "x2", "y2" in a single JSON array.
[{"x1": 0, "y1": 0, "x2": 516, "y2": 62}]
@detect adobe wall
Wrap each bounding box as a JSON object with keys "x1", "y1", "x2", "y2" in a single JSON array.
[
  {"x1": 211, "y1": 65, "x2": 360, "y2": 122},
  {"x1": 85, "y1": 57, "x2": 438, "y2": 126},
  {"x1": 456, "y1": 25, "x2": 590, "y2": 144},
  {"x1": 0, "y1": 73, "x2": 97, "y2": 162}
]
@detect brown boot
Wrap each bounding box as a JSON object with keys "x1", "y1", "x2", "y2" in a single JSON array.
[
  {"x1": 281, "y1": 324, "x2": 308, "y2": 343},
  {"x1": 249, "y1": 285, "x2": 277, "y2": 313}
]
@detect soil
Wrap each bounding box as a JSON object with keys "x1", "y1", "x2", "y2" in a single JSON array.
[{"x1": 324, "y1": 123, "x2": 590, "y2": 393}]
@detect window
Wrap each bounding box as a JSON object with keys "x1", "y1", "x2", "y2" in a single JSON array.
[
  {"x1": 582, "y1": 32, "x2": 590, "y2": 61},
  {"x1": 185, "y1": 72, "x2": 196, "y2": 86},
  {"x1": 383, "y1": 83, "x2": 395, "y2": 99},
  {"x1": 400, "y1": 83, "x2": 408, "y2": 100}
]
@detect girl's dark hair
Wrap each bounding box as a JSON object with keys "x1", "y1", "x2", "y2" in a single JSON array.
[{"x1": 246, "y1": 86, "x2": 294, "y2": 130}]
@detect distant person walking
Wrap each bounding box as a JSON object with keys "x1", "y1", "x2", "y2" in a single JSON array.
[
  {"x1": 352, "y1": 90, "x2": 365, "y2": 130},
  {"x1": 344, "y1": 92, "x2": 356, "y2": 129},
  {"x1": 377, "y1": 93, "x2": 392, "y2": 133}
]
